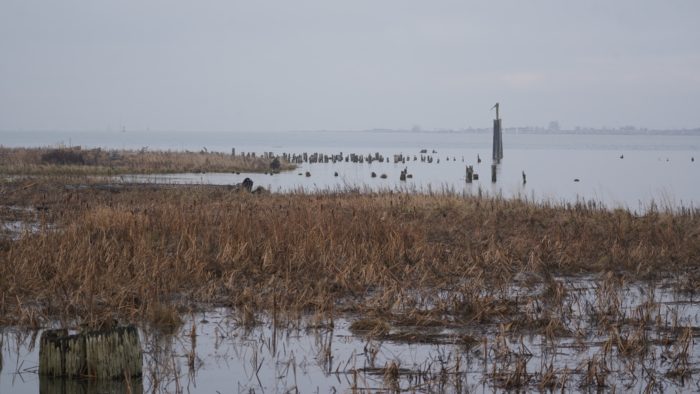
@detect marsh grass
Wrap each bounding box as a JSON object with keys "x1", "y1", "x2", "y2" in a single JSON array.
[
  {"x1": 1, "y1": 177, "x2": 700, "y2": 391},
  {"x1": 0, "y1": 147, "x2": 293, "y2": 175},
  {"x1": 0, "y1": 177, "x2": 698, "y2": 331}
]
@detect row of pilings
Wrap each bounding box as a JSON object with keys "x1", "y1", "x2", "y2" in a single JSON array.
[{"x1": 232, "y1": 149, "x2": 467, "y2": 165}]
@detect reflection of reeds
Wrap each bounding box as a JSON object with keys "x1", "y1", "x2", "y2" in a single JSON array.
[{"x1": 666, "y1": 326, "x2": 693, "y2": 380}]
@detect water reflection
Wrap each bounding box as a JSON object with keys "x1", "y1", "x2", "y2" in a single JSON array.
[
  {"x1": 2, "y1": 276, "x2": 699, "y2": 393},
  {"x1": 39, "y1": 377, "x2": 143, "y2": 394}
]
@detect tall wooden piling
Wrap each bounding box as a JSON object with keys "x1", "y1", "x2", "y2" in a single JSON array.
[
  {"x1": 39, "y1": 326, "x2": 142, "y2": 380},
  {"x1": 492, "y1": 119, "x2": 503, "y2": 161},
  {"x1": 491, "y1": 103, "x2": 503, "y2": 161}
]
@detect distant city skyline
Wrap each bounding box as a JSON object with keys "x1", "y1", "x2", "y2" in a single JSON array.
[{"x1": 2, "y1": 1, "x2": 699, "y2": 132}]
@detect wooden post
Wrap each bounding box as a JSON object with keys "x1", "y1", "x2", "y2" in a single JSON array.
[
  {"x1": 491, "y1": 103, "x2": 503, "y2": 161},
  {"x1": 466, "y1": 165, "x2": 474, "y2": 183},
  {"x1": 492, "y1": 119, "x2": 503, "y2": 161},
  {"x1": 39, "y1": 326, "x2": 142, "y2": 380}
]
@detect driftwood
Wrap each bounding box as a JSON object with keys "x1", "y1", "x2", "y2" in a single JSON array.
[{"x1": 39, "y1": 326, "x2": 142, "y2": 380}]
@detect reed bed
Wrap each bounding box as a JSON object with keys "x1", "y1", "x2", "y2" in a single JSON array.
[
  {"x1": 0, "y1": 147, "x2": 293, "y2": 175},
  {"x1": 0, "y1": 177, "x2": 698, "y2": 331},
  {"x1": 2, "y1": 177, "x2": 700, "y2": 392}
]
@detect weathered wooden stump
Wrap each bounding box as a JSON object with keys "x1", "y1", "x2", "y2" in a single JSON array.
[
  {"x1": 466, "y1": 165, "x2": 474, "y2": 183},
  {"x1": 39, "y1": 326, "x2": 142, "y2": 380}
]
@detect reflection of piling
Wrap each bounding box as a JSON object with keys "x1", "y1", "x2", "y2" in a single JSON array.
[
  {"x1": 39, "y1": 326, "x2": 142, "y2": 380},
  {"x1": 40, "y1": 375, "x2": 144, "y2": 394},
  {"x1": 491, "y1": 164, "x2": 497, "y2": 183}
]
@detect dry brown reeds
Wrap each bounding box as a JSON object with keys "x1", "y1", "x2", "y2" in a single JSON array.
[
  {"x1": 0, "y1": 177, "x2": 698, "y2": 330},
  {"x1": 0, "y1": 146, "x2": 293, "y2": 175}
]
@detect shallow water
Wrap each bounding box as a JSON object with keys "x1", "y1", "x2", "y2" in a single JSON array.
[
  {"x1": 3, "y1": 130, "x2": 700, "y2": 210},
  {"x1": 2, "y1": 276, "x2": 699, "y2": 393}
]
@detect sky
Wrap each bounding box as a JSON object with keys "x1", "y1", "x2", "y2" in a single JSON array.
[{"x1": 1, "y1": 1, "x2": 699, "y2": 132}]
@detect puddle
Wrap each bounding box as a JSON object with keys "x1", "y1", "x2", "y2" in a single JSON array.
[
  {"x1": 1, "y1": 206, "x2": 40, "y2": 241},
  {"x1": 2, "y1": 278, "x2": 699, "y2": 393}
]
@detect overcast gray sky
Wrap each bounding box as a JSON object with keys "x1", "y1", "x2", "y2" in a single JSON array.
[{"x1": 1, "y1": 1, "x2": 699, "y2": 132}]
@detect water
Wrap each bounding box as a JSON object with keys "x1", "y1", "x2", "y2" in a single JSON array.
[
  {"x1": 2, "y1": 130, "x2": 699, "y2": 210},
  {"x1": 2, "y1": 277, "x2": 699, "y2": 393}
]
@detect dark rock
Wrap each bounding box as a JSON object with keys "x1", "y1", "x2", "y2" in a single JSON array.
[
  {"x1": 270, "y1": 157, "x2": 281, "y2": 170},
  {"x1": 242, "y1": 177, "x2": 253, "y2": 191}
]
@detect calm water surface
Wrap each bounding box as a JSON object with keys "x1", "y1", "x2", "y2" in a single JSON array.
[
  {"x1": 2, "y1": 277, "x2": 699, "y2": 393},
  {"x1": 3, "y1": 130, "x2": 698, "y2": 210}
]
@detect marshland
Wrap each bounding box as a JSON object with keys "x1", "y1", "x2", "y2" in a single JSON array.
[
  {"x1": 1, "y1": 153, "x2": 700, "y2": 392},
  {"x1": 0, "y1": 146, "x2": 294, "y2": 176},
  {"x1": 5, "y1": 0, "x2": 700, "y2": 390}
]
